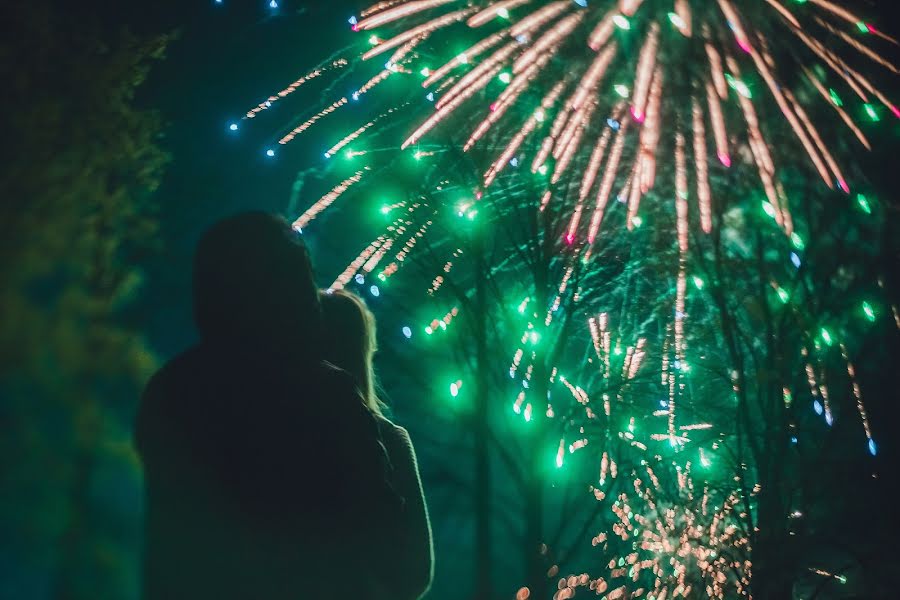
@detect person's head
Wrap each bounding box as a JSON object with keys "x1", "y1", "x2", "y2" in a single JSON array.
[
  {"x1": 193, "y1": 212, "x2": 321, "y2": 359},
  {"x1": 319, "y1": 289, "x2": 384, "y2": 416}
]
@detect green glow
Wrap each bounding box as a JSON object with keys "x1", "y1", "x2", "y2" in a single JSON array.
[
  {"x1": 497, "y1": 7, "x2": 510, "y2": 19},
  {"x1": 820, "y1": 327, "x2": 834, "y2": 346},
  {"x1": 790, "y1": 232, "x2": 805, "y2": 250},
  {"x1": 828, "y1": 88, "x2": 843, "y2": 107},
  {"x1": 517, "y1": 297, "x2": 530, "y2": 314},
  {"x1": 862, "y1": 301, "x2": 876, "y2": 321},
  {"x1": 537, "y1": 164, "x2": 548, "y2": 176},
  {"x1": 667, "y1": 12, "x2": 686, "y2": 29},
  {"x1": 420, "y1": 67, "x2": 430, "y2": 77},
  {"x1": 534, "y1": 109, "x2": 545, "y2": 122},
  {"x1": 614, "y1": 84, "x2": 629, "y2": 98},
  {"x1": 631, "y1": 215, "x2": 643, "y2": 228},
  {"x1": 692, "y1": 275, "x2": 705, "y2": 290},
  {"x1": 863, "y1": 103, "x2": 880, "y2": 121},
  {"x1": 613, "y1": 15, "x2": 631, "y2": 30},
  {"x1": 856, "y1": 193, "x2": 872, "y2": 214},
  {"x1": 498, "y1": 72, "x2": 512, "y2": 84},
  {"x1": 776, "y1": 287, "x2": 789, "y2": 303},
  {"x1": 425, "y1": 326, "x2": 434, "y2": 335},
  {"x1": 456, "y1": 200, "x2": 473, "y2": 216},
  {"x1": 450, "y1": 382, "x2": 459, "y2": 397},
  {"x1": 762, "y1": 201, "x2": 777, "y2": 219},
  {"x1": 856, "y1": 21, "x2": 868, "y2": 33},
  {"x1": 368, "y1": 35, "x2": 379, "y2": 45},
  {"x1": 725, "y1": 73, "x2": 752, "y2": 98},
  {"x1": 457, "y1": 53, "x2": 468, "y2": 64}
]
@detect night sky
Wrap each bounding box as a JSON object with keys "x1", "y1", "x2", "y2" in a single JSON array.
[{"x1": 133, "y1": 1, "x2": 369, "y2": 356}]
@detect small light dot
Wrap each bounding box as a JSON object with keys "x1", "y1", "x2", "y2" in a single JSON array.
[
  {"x1": 229, "y1": 123, "x2": 238, "y2": 131},
  {"x1": 265, "y1": 148, "x2": 275, "y2": 157},
  {"x1": 402, "y1": 326, "x2": 412, "y2": 339}
]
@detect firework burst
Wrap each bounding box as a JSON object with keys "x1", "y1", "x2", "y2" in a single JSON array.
[
  {"x1": 353, "y1": 0, "x2": 897, "y2": 238},
  {"x1": 268, "y1": 0, "x2": 896, "y2": 248}
]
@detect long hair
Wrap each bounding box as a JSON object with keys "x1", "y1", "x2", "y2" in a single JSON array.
[{"x1": 319, "y1": 289, "x2": 385, "y2": 416}]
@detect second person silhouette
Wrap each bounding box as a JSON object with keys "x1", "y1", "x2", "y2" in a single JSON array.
[{"x1": 320, "y1": 289, "x2": 434, "y2": 600}]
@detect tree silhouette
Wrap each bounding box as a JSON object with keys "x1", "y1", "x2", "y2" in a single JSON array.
[{"x1": 0, "y1": 5, "x2": 170, "y2": 598}]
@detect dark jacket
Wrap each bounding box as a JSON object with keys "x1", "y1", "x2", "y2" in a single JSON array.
[{"x1": 136, "y1": 346, "x2": 399, "y2": 599}]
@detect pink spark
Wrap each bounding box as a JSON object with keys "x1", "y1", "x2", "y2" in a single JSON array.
[{"x1": 717, "y1": 151, "x2": 731, "y2": 167}]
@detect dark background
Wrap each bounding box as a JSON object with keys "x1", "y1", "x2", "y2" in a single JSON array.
[{"x1": 5, "y1": 1, "x2": 899, "y2": 598}]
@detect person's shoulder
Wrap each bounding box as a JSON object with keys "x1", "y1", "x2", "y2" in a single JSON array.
[
  {"x1": 376, "y1": 416, "x2": 413, "y2": 446},
  {"x1": 144, "y1": 346, "x2": 207, "y2": 395},
  {"x1": 136, "y1": 346, "x2": 207, "y2": 451},
  {"x1": 377, "y1": 416, "x2": 408, "y2": 436}
]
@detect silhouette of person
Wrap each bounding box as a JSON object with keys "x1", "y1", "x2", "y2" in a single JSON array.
[
  {"x1": 135, "y1": 213, "x2": 400, "y2": 599},
  {"x1": 320, "y1": 289, "x2": 434, "y2": 599}
]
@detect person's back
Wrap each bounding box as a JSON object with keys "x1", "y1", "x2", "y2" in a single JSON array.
[
  {"x1": 136, "y1": 214, "x2": 398, "y2": 599},
  {"x1": 320, "y1": 290, "x2": 434, "y2": 599}
]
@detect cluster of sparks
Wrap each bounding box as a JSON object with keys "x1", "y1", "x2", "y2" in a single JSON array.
[
  {"x1": 524, "y1": 314, "x2": 751, "y2": 598},
  {"x1": 567, "y1": 473, "x2": 749, "y2": 599}
]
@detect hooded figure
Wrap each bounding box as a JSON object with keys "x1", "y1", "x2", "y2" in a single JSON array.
[{"x1": 136, "y1": 213, "x2": 399, "y2": 599}]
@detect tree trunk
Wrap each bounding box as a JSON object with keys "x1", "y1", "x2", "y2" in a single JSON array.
[
  {"x1": 523, "y1": 210, "x2": 551, "y2": 597},
  {"x1": 524, "y1": 455, "x2": 545, "y2": 597},
  {"x1": 473, "y1": 230, "x2": 493, "y2": 600},
  {"x1": 752, "y1": 490, "x2": 793, "y2": 600}
]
